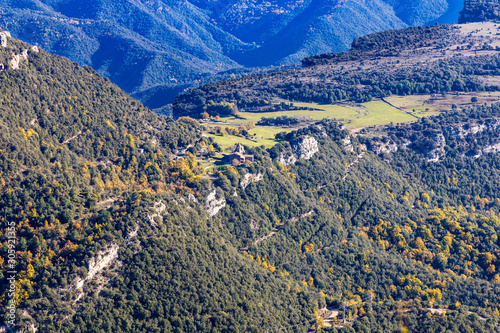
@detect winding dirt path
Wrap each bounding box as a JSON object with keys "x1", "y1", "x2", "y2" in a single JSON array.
[
  {"x1": 343, "y1": 152, "x2": 365, "y2": 180},
  {"x1": 254, "y1": 210, "x2": 314, "y2": 245},
  {"x1": 240, "y1": 210, "x2": 315, "y2": 251},
  {"x1": 62, "y1": 130, "x2": 82, "y2": 144}
]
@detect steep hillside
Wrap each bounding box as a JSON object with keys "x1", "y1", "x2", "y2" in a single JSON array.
[
  {"x1": 202, "y1": 114, "x2": 500, "y2": 331},
  {"x1": 0, "y1": 33, "x2": 322, "y2": 332},
  {"x1": 198, "y1": 0, "x2": 406, "y2": 66},
  {"x1": 203, "y1": 0, "x2": 455, "y2": 66},
  {"x1": 3, "y1": 24, "x2": 500, "y2": 332}
]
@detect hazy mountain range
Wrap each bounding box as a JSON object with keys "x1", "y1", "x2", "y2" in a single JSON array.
[{"x1": 0, "y1": 0, "x2": 463, "y2": 108}]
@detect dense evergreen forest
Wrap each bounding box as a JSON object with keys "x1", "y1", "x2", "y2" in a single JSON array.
[
  {"x1": 4, "y1": 24, "x2": 500, "y2": 333},
  {"x1": 0, "y1": 35, "x2": 320, "y2": 332}
]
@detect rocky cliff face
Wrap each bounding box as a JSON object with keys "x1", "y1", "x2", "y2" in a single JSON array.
[
  {"x1": 0, "y1": 31, "x2": 10, "y2": 47},
  {"x1": 293, "y1": 135, "x2": 319, "y2": 160},
  {"x1": 240, "y1": 173, "x2": 264, "y2": 189},
  {"x1": 278, "y1": 135, "x2": 319, "y2": 165},
  {"x1": 205, "y1": 189, "x2": 226, "y2": 216},
  {"x1": 384, "y1": 116, "x2": 500, "y2": 163},
  {"x1": 369, "y1": 141, "x2": 399, "y2": 156},
  {"x1": 0, "y1": 31, "x2": 39, "y2": 71},
  {"x1": 459, "y1": 0, "x2": 500, "y2": 23}
]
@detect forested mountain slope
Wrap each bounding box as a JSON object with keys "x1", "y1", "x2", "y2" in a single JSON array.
[
  {"x1": 0, "y1": 0, "x2": 252, "y2": 108},
  {"x1": 0, "y1": 0, "x2": 462, "y2": 109},
  {"x1": 5, "y1": 19, "x2": 500, "y2": 332},
  {"x1": 173, "y1": 22, "x2": 499, "y2": 117},
  {"x1": 205, "y1": 114, "x2": 500, "y2": 331},
  {"x1": 0, "y1": 33, "x2": 321, "y2": 332},
  {"x1": 196, "y1": 0, "x2": 459, "y2": 66}
]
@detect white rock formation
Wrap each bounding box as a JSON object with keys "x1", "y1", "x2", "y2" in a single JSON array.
[
  {"x1": 205, "y1": 189, "x2": 226, "y2": 216},
  {"x1": 250, "y1": 219, "x2": 259, "y2": 230},
  {"x1": 314, "y1": 124, "x2": 329, "y2": 137},
  {"x1": 427, "y1": 134, "x2": 446, "y2": 162},
  {"x1": 0, "y1": 31, "x2": 10, "y2": 47},
  {"x1": 278, "y1": 150, "x2": 297, "y2": 166},
  {"x1": 9, "y1": 49, "x2": 29, "y2": 70},
  {"x1": 147, "y1": 201, "x2": 167, "y2": 226},
  {"x1": 73, "y1": 243, "x2": 120, "y2": 291},
  {"x1": 448, "y1": 123, "x2": 489, "y2": 139},
  {"x1": 370, "y1": 141, "x2": 398, "y2": 155},
  {"x1": 293, "y1": 135, "x2": 319, "y2": 160},
  {"x1": 342, "y1": 136, "x2": 354, "y2": 152},
  {"x1": 278, "y1": 135, "x2": 319, "y2": 165},
  {"x1": 483, "y1": 142, "x2": 500, "y2": 154},
  {"x1": 187, "y1": 193, "x2": 198, "y2": 203},
  {"x1": 126, "y1": 223, "x2": 140, "y2": 243},
  {"x1": 240, "y1": 173, "x2": 263, "y2": 189}
]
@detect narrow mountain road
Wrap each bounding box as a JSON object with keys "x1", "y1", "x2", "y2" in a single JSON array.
[
  {"x1": 253, "y1": 210, "x2": 314, "y2": 245},
  {"x1": 239, "y1": 210, "x2": 315, "y2": 251},
  {"x1": 62, "y1": 130, "x2": 82, "y2": 144}
]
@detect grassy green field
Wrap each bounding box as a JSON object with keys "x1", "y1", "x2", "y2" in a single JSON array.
[
  {"x1": 384, "y1": 95, "x2": 438, "y2": 116},
  {"x1": 221, "y1": 103, "x2": 358, "y2": 125},
  {"x1": 203, "y1": 93, "x2": 500, "y2": 164},
  {"x1": 206, "y1": 99, "x2": 425, "y2": 152},
  {"x1": 294, "y1": 101, "x2": 417, "y2": 128},
  {"x1": 348, "y1": 101, "x2": 417, "y2": 128},
  {"x1": 207, "y1": 133, "x2": 281, "y2": 153},
  {"x1": 219, "y1": 100, "x2": 418, "y2": 130},
  {"x1": 385, "y1": 92, "x2": 500, "y2": 116},
  {"x1": 248, "y1": 126, "x2": 291, "y2": 139},
  {"x1": 292, "y1": 102, "x2": 360, "y2": 121}
]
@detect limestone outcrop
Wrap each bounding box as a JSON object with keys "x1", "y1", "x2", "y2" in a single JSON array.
[{"x1": 205, "y1": 189, "x2": 226, "y2": 216}]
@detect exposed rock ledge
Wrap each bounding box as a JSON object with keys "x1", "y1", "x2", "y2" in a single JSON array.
[
  {"x1": 483, "y1": 142, "x2": 500, "y2": 154},
  {"x1": 342, "y1": 136, "x2": 354, "y2": 152},
  {"x1": 0, "y1": 31, "x2": 39, "y2": 71},
  {"x1": 293, "y1": 135, "x2": 318, "y2": 160},
  {"x1": 9, "y1": 49, "x2": 29, "y2": 70},
  {"x1": 369, "y1": 141, "x2": 398, "y2": 155},
  {"x1": 278, "y1": 150, "x2": 297, "y2": 166},
  {"x1": 0, "y1": 31, "x2": 10, "y2": 47},
  {"x1": 71, "y1": 243, "x2": 120, "y2": 302},
  {"x1": 147, "y1": 200, "x2": 167, "y2": 226},
  {"x1": 427, "y1": 134, "x2": 446, "y2": 162},
  {"x1": 240, "y1": 172, "x2": 264, "y2": 189},
  {"x1": 279, "y1": 135, "x2": 319, "y2": 165},
  {"x1": 205, "y1": 189, "x2": 226, "y2": 216}
]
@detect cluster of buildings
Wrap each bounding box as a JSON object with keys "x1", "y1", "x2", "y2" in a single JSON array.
[{"x1": 224, "y1": 143, "x2": 254, "y2": 166}]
